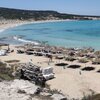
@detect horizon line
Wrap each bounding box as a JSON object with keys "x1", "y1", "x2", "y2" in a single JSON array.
[{"x1": 0, "y1": 6, "x2": 100, "y2": 17}]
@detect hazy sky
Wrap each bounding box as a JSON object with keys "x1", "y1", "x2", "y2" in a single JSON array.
[{"x1": 0, "y1": 0, "x2": 100, "y2": 15}]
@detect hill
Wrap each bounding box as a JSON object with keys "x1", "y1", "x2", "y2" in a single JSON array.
[{"x1": 0, "y1": 7, "x2": 100, "y2": 20}]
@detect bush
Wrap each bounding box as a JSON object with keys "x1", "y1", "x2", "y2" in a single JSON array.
[
  {"x1": 94, "y1": 51, "x2": 100, "y2": 58},
  {"x1": 65, "y1": 56, "x2": 76, "y2": 62},
  {"x1": 78, "y1": 58, "x2": 88, "y2": 63},
  {"x1": 82, "y1": 93, "x2": 100, "y2": 100},
  {"x1": 92, "y1": 58, "x2": 100, "y2": 64},
  {"x1": 5, "y1": 60, "x2": 20, "y2": 63},
  {"x1": 0, "y1": 62, "x2": 14, "y2": 80}
]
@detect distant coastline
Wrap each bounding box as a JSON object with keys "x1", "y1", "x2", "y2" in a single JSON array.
[
  {"x1": 0, "y1": 7, "x2": 100, "y2": 34},
  {"x1": 0, "y1": 19, "x2": 74, "y2": 33}
]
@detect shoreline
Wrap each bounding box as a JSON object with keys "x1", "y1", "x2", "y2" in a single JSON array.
[
  {"x1": 0, "y1": 19, "x2": 73, "y2": 33},
  {"x1": 1, "y1": 19, "x2": 100, "y2": 99},
  {"x1": 0, "y1": 19, "x2": 97, "y2": 50},
  {"x1": 0, "y1": 19, "x2": 77, "y2": 47}
]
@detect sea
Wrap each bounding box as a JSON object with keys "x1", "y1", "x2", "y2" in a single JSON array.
[{"x1": 0, "y1": 20, "x2": 100, "y2": 50}]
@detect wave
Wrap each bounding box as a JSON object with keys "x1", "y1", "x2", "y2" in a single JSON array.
[
  {"x1": 13, "y1": 36, "x2": 40, "y2": 45},
  {"x1": 0, "y1": 29, "x2": 6, "y2": 33}
]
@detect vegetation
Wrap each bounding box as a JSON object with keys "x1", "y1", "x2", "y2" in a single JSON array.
[
  {"x1": 65, "y1": 56, "x2": 76, "y2": 61},
  {"x1": 78, "y1": 58, "x2": 88, "y2": 63},
  {"x1": 92, "y1": 58, "x2": 100, "y2": 64},
  {"x1": 94, "y1": 51, "x2": 100, "y2": 58},
  {"x1": 82, "y1": 93, "x2": 100, "y2": 100},
  {"x1": 45, "y1": 84, "x2": 63, "y2": 95},
  {"x1": 0, "y1": 62, "x2": 14, "y2": 80},
  {"x1": 5, "y1": 60, "x2": 20, "y2": 63},
  {"x1": 0, "y1": 7, "x2": 100, "y2": 20}
]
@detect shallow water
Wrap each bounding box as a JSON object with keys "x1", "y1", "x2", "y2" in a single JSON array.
[{"x1": 1, "y1": 20, "x2": 100, "y2": 49}]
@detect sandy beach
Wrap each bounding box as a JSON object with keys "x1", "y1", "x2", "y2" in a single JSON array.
[
  {"x1": 0, "y1": 20, "x2": 100, "y2": 99},
  {"x1": 0, "y1": 20, "x2": 35, "y2": 32},
  {"x1": 0, "y1": 19, "x2": 71, "y2": 33},
  {"x1": 0, "y1": 44, "x2": 100, "y2": 99}
]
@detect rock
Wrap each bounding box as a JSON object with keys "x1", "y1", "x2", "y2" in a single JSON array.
[
  {"x1": 11, "y1": 79, "x2": 39, "y2": 95},
  {"x1": 51, "y1": 94, "x2": 67, "y2": 100},
  {"x1": 0, "y1": 79, "x2": 67, "y2": 100},
  {"x1": 0, "y1": 79, "x2": 39, "y2": 100},
  {"x1": 40, "y1": 92, "x2": 52, "y2": 97}
]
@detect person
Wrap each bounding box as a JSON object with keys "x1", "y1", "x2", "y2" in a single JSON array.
[
  {"x1": 79, "y1": 71, "x2": 82, "y2": 75},
  {"x1": 48, "y1": 55, "x2": 53, "y2": 65},
  {"x1": 50, "y1": 55, "x2": 53, "y2": 62}
]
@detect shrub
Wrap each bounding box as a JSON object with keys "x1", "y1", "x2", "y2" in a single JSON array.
[
  {"x1": 0, "y1": 62, "x2": 14, "y2": 80},
  {"x1": 92, "y1": 58, "x2": 100, "y2": 64},
  {"x1": 5, "y1": 60, "x2": 20, "y2": 63},
  {"x1": 78, "y1": 58, "x2": 88, "y2": 63},
  {"x1": 65, "y1": 56, "x2": 76, "y2": 62},
  {"x1": 82, "y1": 93, "x2": 100, "y2": 100}
]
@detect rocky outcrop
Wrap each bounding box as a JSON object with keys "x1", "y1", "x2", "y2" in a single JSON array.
[
  {"x1": 0, "y1": 79, "x2": 38, "y2": 100},
  {"x1": 0, "y1": 79, "x2": 67, "y2": 100},
  {"x1": 51, "y1": 94, "x2": 67, "y2": 100}
]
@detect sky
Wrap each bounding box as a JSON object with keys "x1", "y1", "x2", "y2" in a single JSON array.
[{"x1": 0, "y1": 0, "x2": 100, "y2": 15}]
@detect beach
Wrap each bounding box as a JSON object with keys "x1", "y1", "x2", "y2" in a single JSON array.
[
  {"x1": 1, "y1": 20, "x2": 100, "y2": 99},
  {"x1": 0, "y1": 19, "x2": 71, "y2": 32},
  {"x1": 1, "y1": 20, "x2": 100, "y2": 50},
  {"x1": 0, "y1": 44, "x2": 100, "y2": 99},
  {"x1": 0, "y1": 19, "x2": 35, "y2": 33}
]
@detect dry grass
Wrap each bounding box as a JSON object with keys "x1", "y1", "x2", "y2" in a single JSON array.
[
  {"x1": 5, "y1": 60, "x2": 20, "y2": 63},
  {"x1": 78, "y1": 58, "x2": 88, "y2": 63},
  {"x1": 0, "y1": 62, "x2": 14, "y2": 80}
]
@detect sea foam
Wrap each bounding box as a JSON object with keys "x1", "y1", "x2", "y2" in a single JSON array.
[
  {"x1": 13, "y1": 36, "x2": 40, "y2": 45},
  {"x1": 0, "y1": 29, "x2": 5, "y2": 33}
]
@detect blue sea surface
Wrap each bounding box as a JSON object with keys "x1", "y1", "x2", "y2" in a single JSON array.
[{"x1": 1, "y1": 20, "x2": 100, "y2": 49}]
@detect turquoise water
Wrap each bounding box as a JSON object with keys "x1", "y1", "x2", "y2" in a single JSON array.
[{"x1": 1, "y1": 20, "x2": 100, "y2": 49}]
